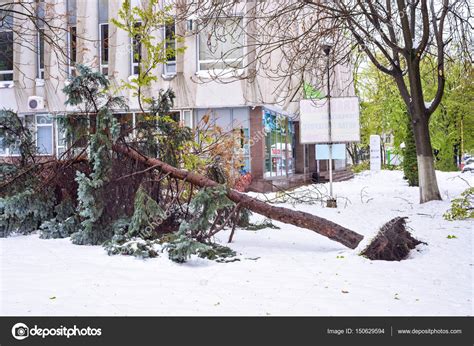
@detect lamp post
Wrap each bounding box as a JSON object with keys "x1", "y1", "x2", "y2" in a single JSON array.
[{"x1": 323, "y1": 44, "x2": 337, "y2": 208}]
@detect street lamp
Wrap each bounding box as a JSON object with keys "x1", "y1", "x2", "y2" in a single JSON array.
[{"x1": 323, "y1": 43, "x2": 337, "y2": 208}]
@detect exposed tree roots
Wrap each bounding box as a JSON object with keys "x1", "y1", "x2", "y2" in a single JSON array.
[{"x1": 361, "y1": 217, "x2": 425, "y2": 261}]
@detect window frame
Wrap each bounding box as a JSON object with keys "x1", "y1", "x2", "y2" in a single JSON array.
[
  {"x1": 55, "y1": 115, "x2": 67, "y2": 158},
  {"x1": 37, "y1": 28, "x2": 45, "y2": 80},
  {"x1": 0, "y1": 13, "x2": 14, "y2": 82},
  {"x1": 35, "y1": 114, "x2": 54, "y2": 156},
  {"x1": 181, "y1": 109, "x2": 192, "y2": 128},
  {"x1": 197, "y1": 16, "x2": 245, "y2": 73},
  {"x1": 263, "y1": 110, "x2": 295, "y2": 179},
  {"x1": 163, "y1": 22, "x2": 176, "y2": 76},
  {"x1": 67, "y1": 26, "x2": 77, "y2": 77},
  {"x1": 0, "y1": 138, "x2": 21, "y2": 157},
  {"x1": 99, "y1": 23, "x2": 109, "y2": 75},
  {"x1": 130, "y1": 22, "x2": 142, "y2": 76}
]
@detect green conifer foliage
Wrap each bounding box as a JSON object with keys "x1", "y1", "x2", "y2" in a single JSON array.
[
  {"x1": 62, "y1": 65, "x2": 126, "y2": 245},
  {"x1": 40, "y1": 197, "x2": 79, "y2": 239},
  {"x1": 165, "y1": 223, "x2": 213, "y2": 263},
  {"x1": 0, "y1": 188, "x2": 55, "y2": 237},
  {"x1": 128, "y1": 186, "x2": 166, "y2": 238},
  {"x1": 163, "y1": 186, "x2": 237, "y2": 263},
  {"x1": 0, "y1": 110, "x2": 57, "y2": 237},
  {"x1": 104, "y1": 218, "x2": 163, "y2": 259}
]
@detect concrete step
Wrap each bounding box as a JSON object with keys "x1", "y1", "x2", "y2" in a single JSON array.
[{"x1": 317, "y1": 169, "x2": 354, "y2": 183}]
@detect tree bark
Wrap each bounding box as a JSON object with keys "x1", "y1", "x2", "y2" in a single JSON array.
[
  {"x1": 113, "y1": 144, "x2": 364, "y2": 249},
  {"x1": 411, "y1": 112, "x2": 442, "y2": 203},
  {"x1": 400, "y1": 55, "x2": 442, "y2": 204}
]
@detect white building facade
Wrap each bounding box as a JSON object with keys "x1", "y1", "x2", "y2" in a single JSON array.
[{"x1": 0, "y1": 0, "x2": 355, "y2": 191}]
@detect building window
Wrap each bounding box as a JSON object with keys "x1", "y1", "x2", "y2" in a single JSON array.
[
  {"x1": 99, "y1": 23, "x2": 109, "y2": 75},
  {"x1": 236, "y1": 127, "x2": 250, "y2": 173},
  {"x1": 164, "y1": 22, "x2": 176, "y2": 75},
  {"x1": 67, "y1": 0, "x2": 77, "y2": 77},
  {"x1": 0, "y1": 136, "x2": 5, "y2": 156},
  {"x1": 0, "y1": 136, "x2": 21, "y2": 156},
  {"x1": 98, "y1": 0, "x2": 108, "y2": 75},
  {"x1": 67, "y1": 0, "x2": 77, "y2": 25},
  {"x1": 131, "y1": 22, "x2": 142, "y2": 75},
  {"x1": 67, "y1": 26, "x2": 77, "y2": 77},
  {"x1": 198, "y1": 17, "x2": 244, "y2": 71},
  {"x1": 36, "y1": 115, "x2": 54, "y2": 155},
  {"x1": 56, "y1": 117, "x2": 67, "y2": 157},
  {"x1": 0, "y1": 11, "x2": 13, "y2": 82},
  {"x1": 37, "y1": 29, "x2": 45, "y2": 79},
  {"x1": 263, "y1": 110, "x2": 296, "y2": 178},
  {"x1": 181, "y1": 110, "x2": 192, "y2": 128},
  {"x1": 230, "y1": 108, "x2": 250, "y2": 173},
  {"x1": 113, "y1": 113, "x2": 134, "y2": 140},
  {"x1": 0, "y1": 128, "x2": 21, "y2": 157},
  {"x1": 195, "y1": 108, "x2": 250, "y2": 173},
  {"x1": 36, "y1": 0, "x2": 45, "y2": 79}
]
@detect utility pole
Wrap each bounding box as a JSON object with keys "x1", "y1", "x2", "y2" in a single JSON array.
[{"x1": 323, "y1": 44, "x2": 337, "y2": 208}]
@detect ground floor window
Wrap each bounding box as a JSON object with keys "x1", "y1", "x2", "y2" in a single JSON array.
[
  {"x1": 238, "y1": 127, "x2": 250, "y2": 173},
  {"x1": 195, "y1": 107, "x2": 250, "y2": 173},
  {"x1": 263, "y1": 109, "x2": 296, "y2": 178},
  {"x1": 181, "y1": 110, "x2": 192, "y2": 128},
  {"x1": 113, "y1": 110, "x2": 192, "y2": 141},
  {"x1": 56, "y1": 116, "x2": 67, "y2": 157},
  {"x1": 0, "y1": 118, "x2": 21, "y2": 156},
  {"x1": 36, "y1": 114, "x2": 54, "y2": 155}
]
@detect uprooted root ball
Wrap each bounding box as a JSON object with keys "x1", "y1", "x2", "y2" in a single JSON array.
[{"x1": 361, "y1": 217, "x2": 426, "y2": 261}]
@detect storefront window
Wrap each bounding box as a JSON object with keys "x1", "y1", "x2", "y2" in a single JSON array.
[{"x1": 263, "y1": 109, "x2": 295, "y2": 178}]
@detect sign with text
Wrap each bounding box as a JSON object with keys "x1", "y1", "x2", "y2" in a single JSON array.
[
  {"x1": 370, "y1": 135, "x2": 381, "y2": 171},
  {"x1": 315, "y1": 144, "x2": 346, "y2": 160},
  {"x1": 299, "y1": 97, "x2": 360, "y2": 144}
]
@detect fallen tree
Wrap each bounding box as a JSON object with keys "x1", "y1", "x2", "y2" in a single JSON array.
[
  {"x1": 1, "y1": 65, "x2": 424, "y2": 262},
  {"x1": 113, "y1": 143, "x2": 364, "y2": 249}
]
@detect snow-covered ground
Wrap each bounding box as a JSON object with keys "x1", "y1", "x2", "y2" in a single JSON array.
[{"x1": 1, "y1": 170, "x2": 472, "y2": 316}]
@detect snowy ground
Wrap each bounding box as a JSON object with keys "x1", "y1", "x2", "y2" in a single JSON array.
[{"x1": 1, "y1": 170, "x2": 472, "y2": 316}]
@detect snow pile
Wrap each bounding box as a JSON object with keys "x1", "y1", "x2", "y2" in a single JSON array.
[{"x1": 0, "y1": 170, "x2": 472, "y2": 316}]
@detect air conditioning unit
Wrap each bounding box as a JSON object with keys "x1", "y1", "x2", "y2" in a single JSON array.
[{"x1": 28, "y1": 96, "x2": 45, "y2": 111}]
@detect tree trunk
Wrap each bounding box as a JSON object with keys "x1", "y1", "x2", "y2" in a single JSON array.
[
  {"x1": 113, "y1": 144, "x2": 364, "y2": 249},
  {"x1": 403, "y1": 56, "x2": 442, "y2": 204},
  {"x1": 411, "y1": 114, "x2": 442, "y2": 203}
]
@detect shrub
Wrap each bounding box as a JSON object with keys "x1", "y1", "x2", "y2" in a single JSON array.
[
  {"x1": 444, "y1": 187, "x2": 474, "y2": 220},
  {"x1": 351, "y1": 161, "x2": 370, "y2": 173}
]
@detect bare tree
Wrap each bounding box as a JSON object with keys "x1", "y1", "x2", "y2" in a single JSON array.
[{"x1": 176, "y1": 0, "x2": 472, "y2": 203}]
